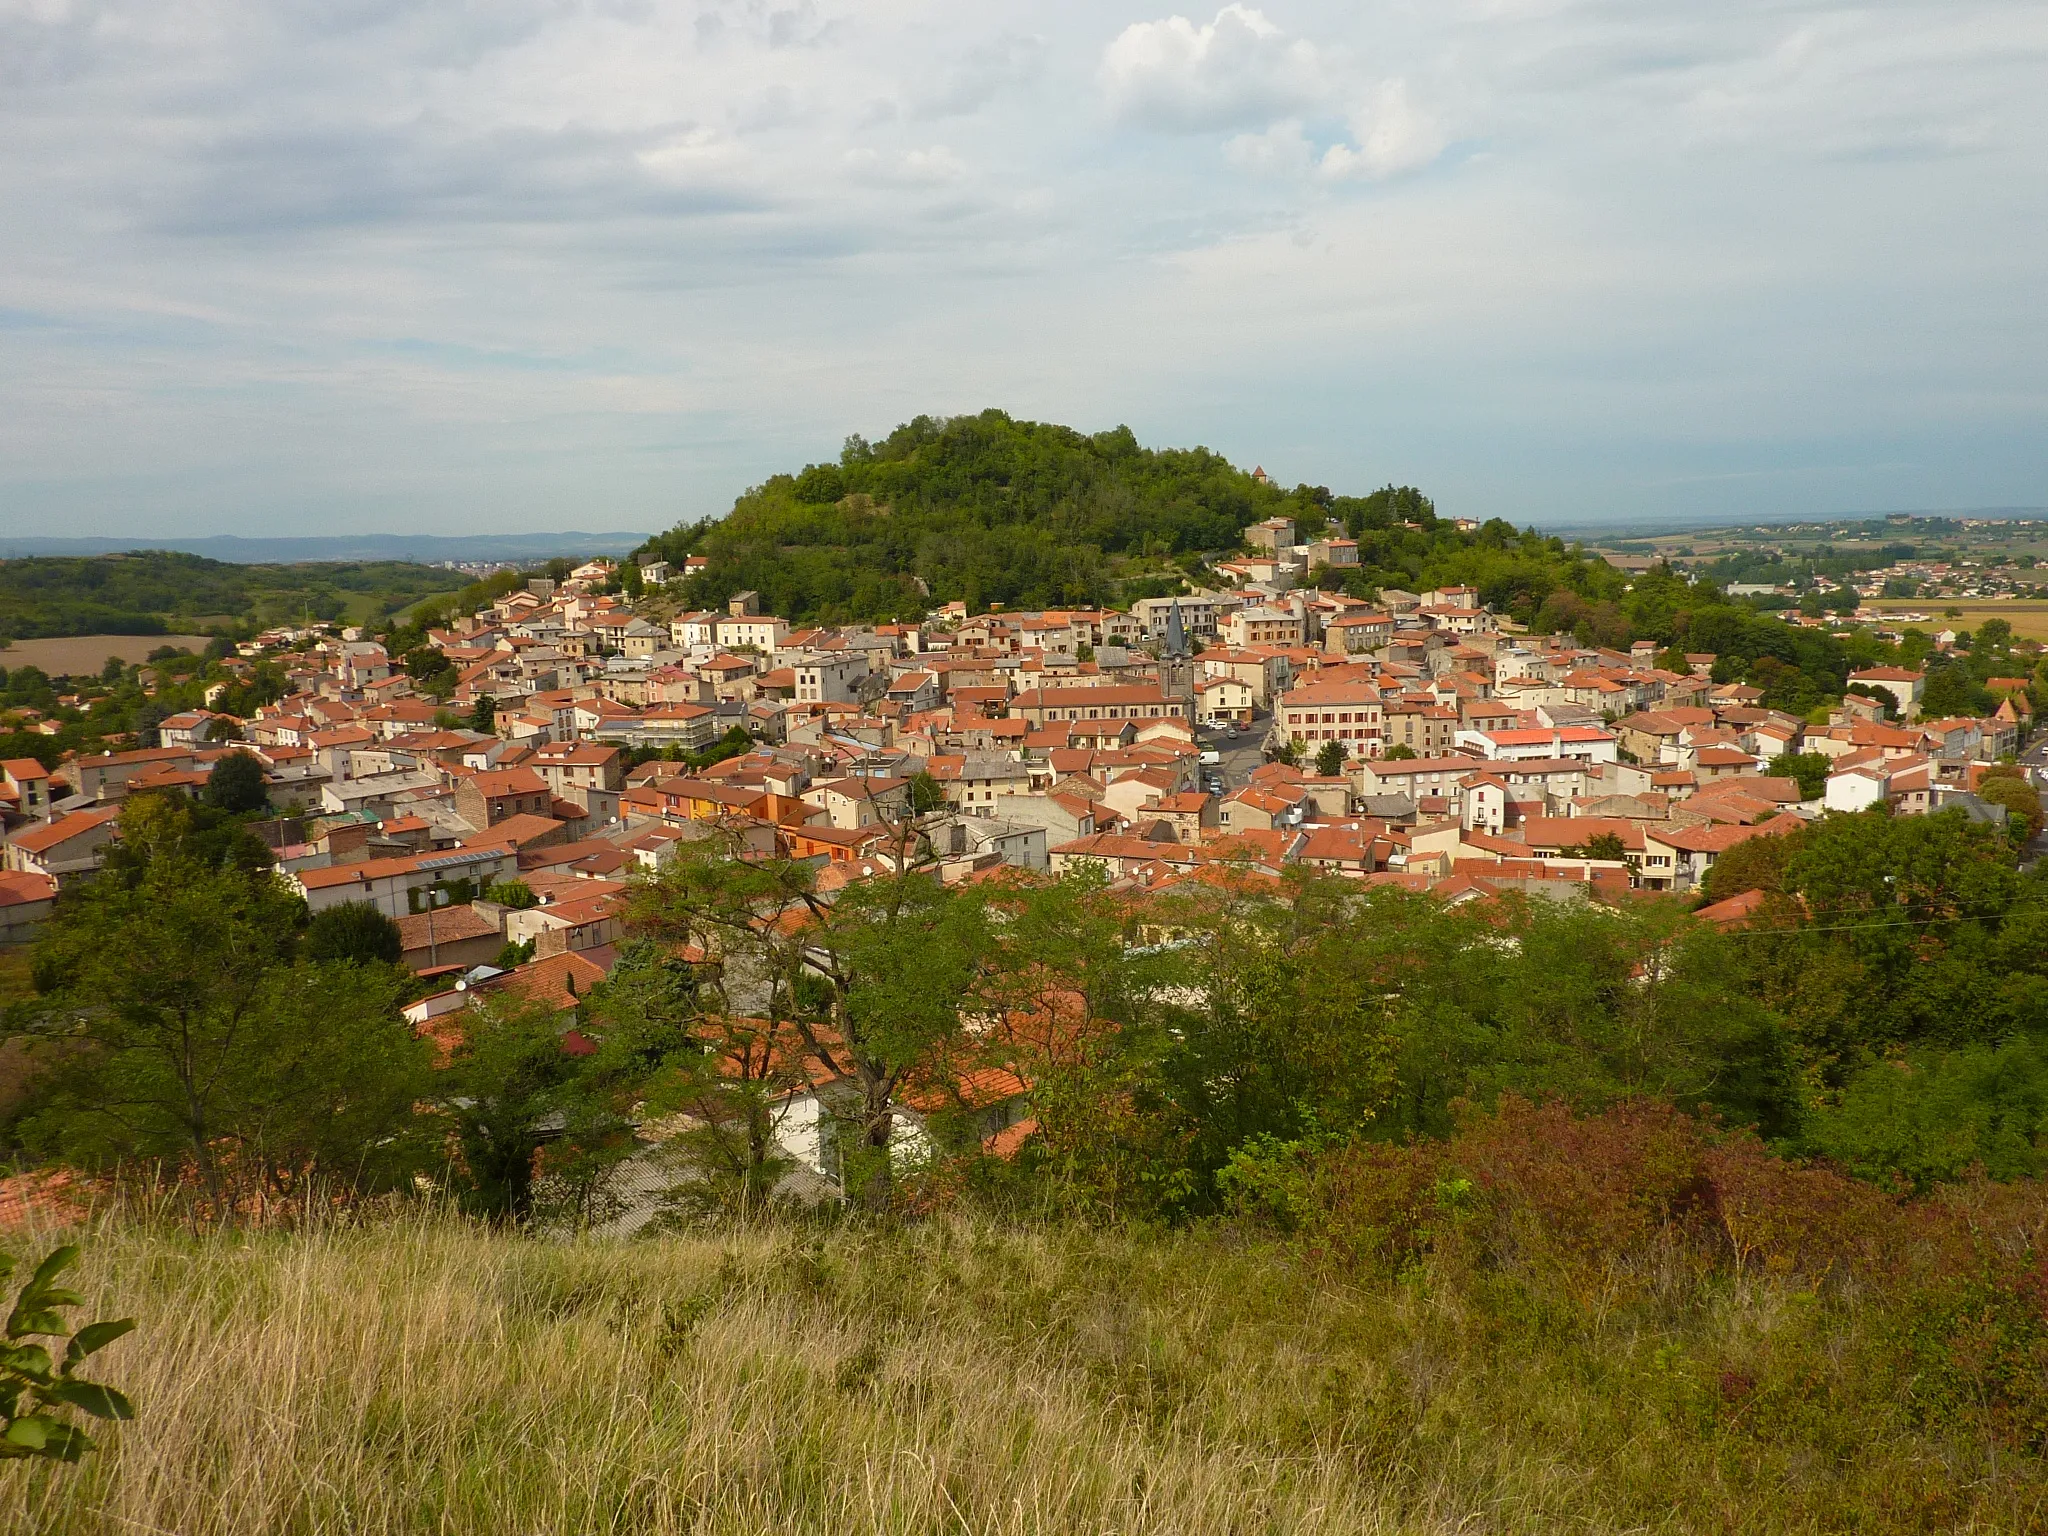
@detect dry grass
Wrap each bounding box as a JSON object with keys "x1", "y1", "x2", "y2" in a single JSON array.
[
  {"x1": 1865, "y1": 600, "x2": 2048, "y2": 641},
  {"x1": 1, "y1": 1211, "x2": 2038, "y2": 1535},
  {"x1": 0, "y1": 635, "x2": 214, "y2": 676}
]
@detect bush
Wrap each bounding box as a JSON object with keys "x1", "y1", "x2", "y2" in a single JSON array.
[
  {"x1": 303, "y1": 901, "x2": 404, "y2": 967},
  {"x1": 0, "y1": 1245, "x2": 135, "y2": 1464}
]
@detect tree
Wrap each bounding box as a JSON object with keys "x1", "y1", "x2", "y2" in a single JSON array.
[
  {"x1": 100, "y1": 793, "x2": 273, "y2": 881},
  {"x1": 468, "y1": 694, "x2": 497, "y2": 735},
  {"x1": 22, "y1": 856, "x2": 430, "y2": 1204},
  {"x1": 402, "y1": 646, "x2": 453, "y2": 683},
  {"x1": 302, "y1": 901, "x2": 403, "y2": 966},
  {"x1": 1768, "y1": 750, "x2": 1832, "y2": 801},
  {"x1": 202, "y1": 750, "x2": 269, "y2": 814},
  {"x1": 906, "y1": 771, "x2": 947, "y2": 815},
  {"x1": 1314, "y1": 740, "x2": 1346, "y2": 777},
  {"x1": 1700, "y1": 824, "x2": 1806, "y2": 903},
  {"x1": 482, "y1": 879, "x2": 538, "y2": 910},
  {"x1": 1805, "y1": 1034, "x2": 2048, "y2": 1189},
  {"x1": 1381, "y1": 743, "x2": 1417, "y2": 761},
  {"x1": 1563, "y1": 831, "x2": 1629, "y2": 863},
  {"x1": 581, "y1": 939, "x2": 799, "y2": 1219},
  {"x1": 491, "y1": 939, "x2": 535, "y2": 969},
  {"x1": 1976, "y1": 770, "x2": 2044, "y2": 843},
  {"x1": 1921, "y1": 663, "x2": 1989, "y2": 720},
  {"x1": 439, "y1": 995, "x2": 585, "y2": 1224},
  {"x1": 628, "y1": 821, "x2": 992, "y2": 1209}
]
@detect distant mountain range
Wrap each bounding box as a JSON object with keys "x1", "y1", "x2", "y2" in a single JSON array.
[{"x1": 0, "y1": 532, "x2": 652, "y2": 564}]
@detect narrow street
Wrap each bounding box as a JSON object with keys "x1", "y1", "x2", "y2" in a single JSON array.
[{"x1": 1193, "y1": 710, "x2": 1273, "y2": 795}]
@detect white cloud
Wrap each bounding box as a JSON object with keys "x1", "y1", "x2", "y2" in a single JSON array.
[
  {"x1": 1110, "y1": 9, "x2": 1446, "y2": 180},
  {"x1": 843, "y1": 144, "x2": 968, "y2": 185},
  {"x1": 1318, "y1": 81, "x2": 1445, "y2": 180},
  {"x1": 1100, "y1": 5, "x2": 1329, "y2": 132},
  {"x1": 1223, "y1": 117, "x2": 1314, "y2": 175}
]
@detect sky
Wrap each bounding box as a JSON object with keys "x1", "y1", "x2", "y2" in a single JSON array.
[{"x1": 1, "y1": 0, "x2": 2044, "y2": 539}]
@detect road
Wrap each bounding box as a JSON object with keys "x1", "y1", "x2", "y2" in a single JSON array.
[{"x1": 1193, "y1": 711, "x2": 1273, "y2": 796}]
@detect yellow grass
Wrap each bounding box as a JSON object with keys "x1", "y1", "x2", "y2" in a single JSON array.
[
  {"x1": 3, "y1": 1209, "x2": 2038, "y2": 1535},
  {"x1": 0, "y1": 635, "x2": 215, "y2": 676},
  {"x1": 1865, "y1": 600, "x2": 2048, "y2": 642}
]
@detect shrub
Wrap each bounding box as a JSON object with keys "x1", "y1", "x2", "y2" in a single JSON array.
[
  {"x1": 0, "y1": 1245, "x2": 135, "y2": 1464},
  {"x1": 303, "y1": 901, "x2": 404, "y2": 966}
]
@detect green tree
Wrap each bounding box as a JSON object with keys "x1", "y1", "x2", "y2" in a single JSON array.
[
  {"x1": 439, "y1": 994, "x2": 583, "y2": 1225},
  {"x1": 1921, "y1": 663, "x2": 1990, "y2": 719},
  {"x1": 302, "y1": 901, "x2": 404, "y2": 966},
  {"x1": 22, "y1": 858, "x2": 429, "y2": 1203},
  {"x1": 629, "y1": 822, "x2": 991, "y2": 1209},
  {"x1": 1381, "y1": 743, "x2": 1417, "y2": 761},
  {"x1": 1700, "y1": 825, "x2": 1807, "y2": 904},
  {"x1": 1768, "y1": 750, "x2": 1832, "y2": 800},
  {"x1": 1562, "y1": 831, "x2": 1630, "y2": 863},
  {"x1": 1976, "y1": 769, "x2": 2044, "y2": 843},
  {"x1": 483, "y1": 879, "x2": 539, "y2": 910},
  {"x1": 468, "y1": 694, "x2": 497, "y2": 735},
  {"x1": 581, "y1": 939, "x2": 799, "y2": 1219},
  {"x1": 1314, "y1": 740, "x2": 1346, "y2": 777},
  {"x1": 202, "y1": 750, "x2": 269, "y2": 815},
  {"x1": 906, "y1": 771, "x2": 947, "y2": 815},
  {"x1": 1806, "y1": 1035, "x2": 2048, "y2": 1189}
]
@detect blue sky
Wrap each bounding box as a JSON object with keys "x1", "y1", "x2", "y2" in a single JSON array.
[{"x1": 1, "y1": 0, "x2": 2043, "y2": 537}]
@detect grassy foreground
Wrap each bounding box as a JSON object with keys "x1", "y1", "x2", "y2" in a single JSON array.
[{"x1": 2, "y1": 1208, "x2": 2041, "y2": 1535}]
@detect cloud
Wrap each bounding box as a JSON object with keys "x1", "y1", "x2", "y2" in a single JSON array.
[
  {"x1": 0, "y1": 0, "x2": 2043, "y2": 537},
  {"x1": 1109, "y1": 9, "x2": 1445, "y2": 180},
  {"x1": 1318, "y1": 82, "x2": 1445, "y2": 180},
  {"x1": 913, "y1": 33, "x2": 1044, "y2": 118},
  {"x1": 1100, "y1": 5, "x2": 1329, "y2": 132},
  {"x1": 1223, "y1": 118, "x2": 1314, "y2": 175},
  {"x1": 1222, "y1": 84, "x2": 1445, "y2": 183}
]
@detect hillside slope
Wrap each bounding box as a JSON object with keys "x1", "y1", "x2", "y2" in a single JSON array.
[{"x1": 10, "y1": 1210, "x2": 2033, "y2": 1535}]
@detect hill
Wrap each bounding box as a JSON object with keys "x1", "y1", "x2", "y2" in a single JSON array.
[
  {"x1": 0, "y1": 532, "x2": 652, "y2": 563},
  {"x1": 636, "y1": 409, "x2": 1586, "y2": 624},
  {"x1": 0, "y1": 551, "x2": 469, "y2": 643}
]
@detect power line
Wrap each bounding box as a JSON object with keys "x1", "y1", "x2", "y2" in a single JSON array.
[{"x1": 1717, "y1": 889, "x2": 2048, "y2": 939}]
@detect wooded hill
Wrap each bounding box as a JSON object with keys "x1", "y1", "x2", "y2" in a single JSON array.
[
  {"x1": 0, "y1": 551, "x2": 467, "y2": 643},
  {"x1": 636, "y1": 409, "x2": 1523, "y2": 622}
]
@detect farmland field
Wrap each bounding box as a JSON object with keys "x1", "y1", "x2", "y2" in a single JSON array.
[
  {"x1": 0, "y1": 634, "x2": 214, "y2": 676},
  {"x1": 1865, "y1": 600, "x2": 2048, "y2": 641}
]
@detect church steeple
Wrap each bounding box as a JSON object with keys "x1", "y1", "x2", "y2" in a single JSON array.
[{"x1": 1165, "y1": 597, "x2": 1188, "y2": 660}]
